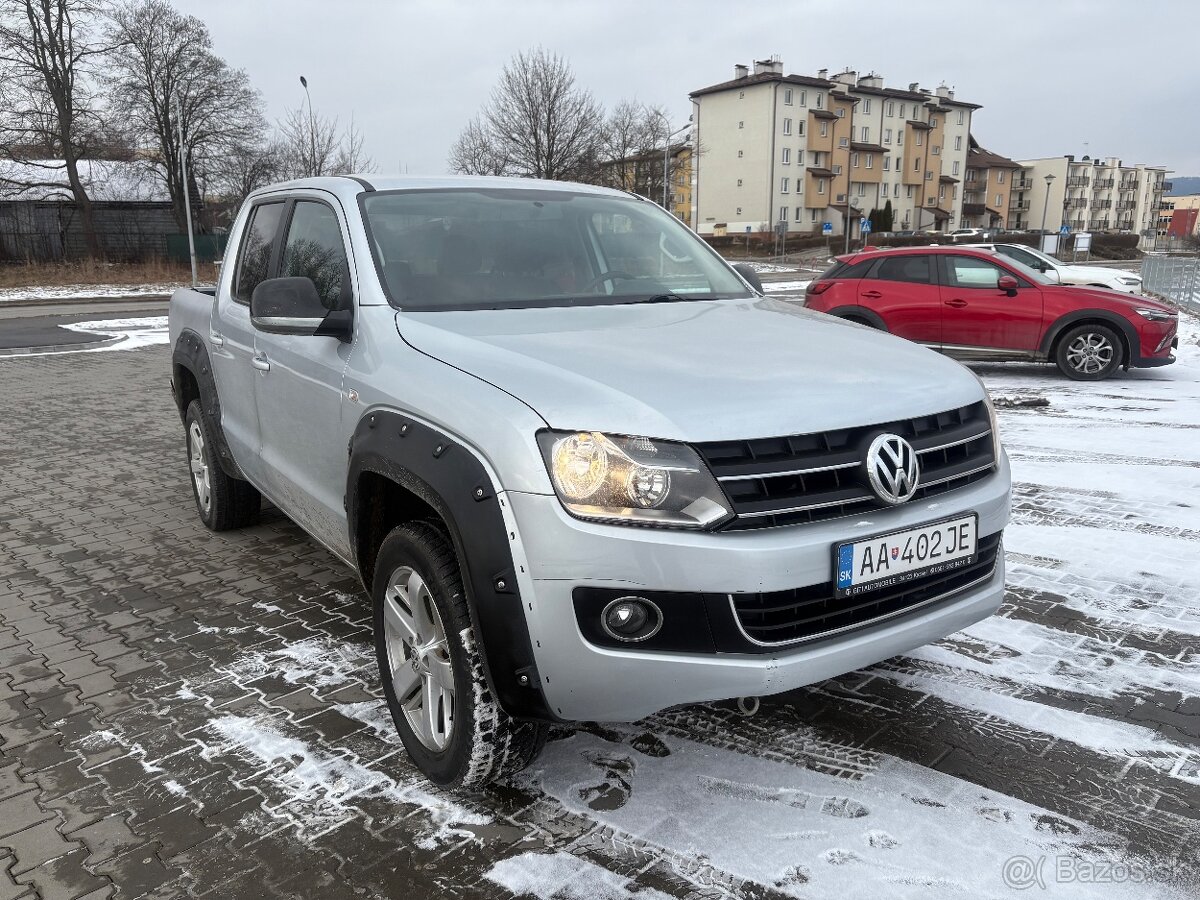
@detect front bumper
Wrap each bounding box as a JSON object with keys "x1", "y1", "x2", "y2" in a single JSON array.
[{"x1": 506, "y1": 451, "x2": 1011, "y2": 721}]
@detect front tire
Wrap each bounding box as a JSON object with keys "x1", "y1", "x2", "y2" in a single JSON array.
[
  {"x1": 1054, "y1": 324, "x2": 1124, "y2": 380},
  {"x1": 373, "y1": 522, "x2": 547, "y2": 789},
  {"x1": 184, "y1": 400, "x2": 260, "y2": 530}
]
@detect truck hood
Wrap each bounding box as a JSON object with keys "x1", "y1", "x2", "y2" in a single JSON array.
[{"x1": 396, "y1": 298, "x2": 986, "y2": 442}]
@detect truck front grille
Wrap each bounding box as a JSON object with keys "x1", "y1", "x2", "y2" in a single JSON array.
[
  {"x1": 697, "y1": 401, "x2": 995, "y2": 530},
  {"x1": 731, "y1": 532, "x2": 1002, "y2": 646}
]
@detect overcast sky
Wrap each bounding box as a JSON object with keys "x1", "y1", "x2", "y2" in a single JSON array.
[{"x1": 173, "y1": 0, "x2": 1200, "y2": 177}]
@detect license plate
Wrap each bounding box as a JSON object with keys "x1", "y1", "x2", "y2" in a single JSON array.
[{"x1": 834, "y1": 514, "x2": 978, "y2": 598}]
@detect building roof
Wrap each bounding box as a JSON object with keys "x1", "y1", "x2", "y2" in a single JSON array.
[
  {"x1": 0, "y1": 159, "x2": 170, "y2": 202},
  {"x1": 810, "y1": 109, "x2": 839, "y2": 120},
  {"x1": 939, "y1": 175, "x2": 960, "y2": 183},
  {"x1": 690, "y1": 71, "x2": 833, "y2": 98},
  {"x1": 907, "y1": 120, "x2": 933, "y2": 131},
  {"x1": 851, "y1": 142, "x2": 888, "y2": 154},
  {"x1": 926, "y1": 206, "x2": 951, "y2": 220},
  {"x1": 967, "y1": 140, "x2": 1021, "y2": 170},
  {"x1": 805, "y1": 167, "x2": 835, "y2": 177}
]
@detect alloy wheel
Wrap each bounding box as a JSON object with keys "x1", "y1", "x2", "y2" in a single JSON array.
[
  {"x1": 1065, "y1": 333, "x2": 1114, "y2": 375},
  {"x1": 383, "y1": 565, "x2": 455, "y2": 751},
  {"x1": 188, "y1": 421, "x2": 211, "y2": 513}
]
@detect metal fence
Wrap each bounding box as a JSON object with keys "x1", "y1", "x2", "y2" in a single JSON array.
[{"x1": 1141, "y1": 255, "x2": 1200, "y2": 314}]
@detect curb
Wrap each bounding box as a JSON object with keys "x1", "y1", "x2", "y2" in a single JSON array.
[
  {"x1": 0, "y1": 293, "x2": 171, "y2": 309},
  {"x1": 0, "y1": 334, "x2": 126, "y2": 357}
]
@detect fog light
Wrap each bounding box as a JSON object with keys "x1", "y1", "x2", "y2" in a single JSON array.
[{"x1": 601, "y1": 597, "x2": 663, "y2": 642}]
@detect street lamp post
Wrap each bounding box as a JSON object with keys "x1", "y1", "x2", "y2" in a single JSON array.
[
  {"x1": 1040, "y1": 173, "x2": 1056, "y2": 235},
  {"x1": 654, "y1": 112, "x2": 691, "y2": 213},
  {"x1": 300, "y1": 75, "x2": 316, "y2": 177}
]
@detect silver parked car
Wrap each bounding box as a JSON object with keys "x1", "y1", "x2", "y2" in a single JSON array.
[{"x1": 169, "y1": 176, "x2": 1011, "y2": 787}]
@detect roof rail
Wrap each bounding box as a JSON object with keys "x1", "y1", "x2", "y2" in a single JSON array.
[{"x1": 340, "y1": 175, "x2": 375, "y2": 192}]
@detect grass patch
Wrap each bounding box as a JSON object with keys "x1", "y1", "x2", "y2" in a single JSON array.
[{"x1": 0, "y1": 259, "x2": 218, "y2": 290}]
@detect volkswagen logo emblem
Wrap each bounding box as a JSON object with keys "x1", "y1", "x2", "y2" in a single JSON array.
[{"x1": 866, "y1": 433, "x2": 920, "y2": 504}]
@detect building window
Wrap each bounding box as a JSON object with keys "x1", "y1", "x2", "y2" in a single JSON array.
[
  {"x1": 952, "y1": 161, "x2": 960, "y2": 175},
  {"x1": 818, "y1": 179, "x2": 826, "y2": 194},
  {"x1": 784, "y1": 88, "x2": 793, "y2": 105},
  {"x1": 884, "y1": 128, "x2": 892, "y2": 143},
  {"x1": 839, "y1": 137, "x2": 848, "y2": 147},
  {"x1": 782, "y1": 147, "x2": 790, "y2": 164},
  {"x1": 736, "y1": 207, "x2": 742, "y2": 215},
  {"x1": 861, "y1": 126, "x2": 869, "y2": 141},
  {"x1": 897, "y1": 130, "x2": 903, "y2": 146},
  {"x1": 864, "y1": 98, "x2": 872, "y2": 114},
  {"x1": 883, "y1": 156, "x2": 891, "y2": 171},
  {"x1": 954, "y1": 136, "x2": 962, "y2": 151},
  {"x1": 915, "y1": 133, "x2": 922, "y2": 147},
  {"x1": 797, "y1": 121, "x2": 804, "y2": 136},
  {"x1": 779, "y1": 206, "x2": 787, "y2": 223},
  {"x1": 820, "y1": 121, "x2": 828, "y2": 137},
  {"x1": 926, "y1": 171, "x2": 933, "y2": 181},
  {"x1": 957, "y1": 110, "x2": 964, "y2": 125},
  {"x1": 866, "y1": 154, "x2": 873, "y2": 169},
  {"x1": 832, "y1": 164, "x2": 842, "y2": 175},
  {"x1": 899, "y1": 104, "x2": 906, "y2": 118},
  {"x1": 930, "y1": 116, "x2": 938, "y2": 129},
  {"x1": 995, "y1": 194, "x2": 1002, "y2": 207},
  {"x1": 851, "y1": 152, "x2": 859, "y2": 168},
  {"x1": 739, "y1": 91, "x2": 744, "y2": 99},
  {"x1": 886, "y1": 101, "x2": 894, "y2": 117},
  {"x1": 737, "y1": 178, "x2": 742, "y2": 187},
  {"x1": 906, "y1": 185, "x2": 914, "y2": 199},
  {"x1": 932, "y1": 146, "x2": 940, "y2": 155},
  {"x1": 780, "y1": 177, "x2": 789, "y2": 193},
  {"x1": 996, "y1": 170, "x2": 1005, "y2": 184},
  {"x1": 837, "y1": 107, "x2": 845, "y2": 118},
  {"x1": 783, "y1": 117, "x2": 792, "y2": 135},
  {"x1": 857, "y1": 182, "x2": 865, "y2": 197},
  {"x1": 914, "y1": 159, "x2": 920, "y2": 172},
  {"x1": 812, "y1": 209, "x2": 819, "y2": 222},
  {"x1": 799, "y1": 90, "x2": 806, "y2": 105},
  {"x1": 816, "y1": 93, "x2": 823, "y2": 108},
  {"x1": 795, "y1": 206, "x2": 803, "y2": 222},
  {"x1": 939, "y1": 185, "x2": 946, "y2": 201}
]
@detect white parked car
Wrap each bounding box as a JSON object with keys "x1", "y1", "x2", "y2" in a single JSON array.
[{"x1": 963, "y1": 242, "x2": 1142, "y2": 294}]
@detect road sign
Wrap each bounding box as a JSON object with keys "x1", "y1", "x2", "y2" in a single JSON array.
[
  {"x1": 745, "y1": 225, "x2": 752, "y2": 233},
  {"x1": 822, "y1": 222, "x2": 833, "y2": 235},
  {"x1": 861, "y1": 218, "x2": 872, "y2": 235},
  {"x1": 1073, "y1": 232, "x2": 1092, "y2": 252},
  {"x1": 1059, "y1": 224, "x2": 1070, "y2": 236}
]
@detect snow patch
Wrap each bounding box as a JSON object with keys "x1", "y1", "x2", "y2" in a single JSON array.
[{"x1": 485, "y1": 850, "x2": 673, "y2": 900}]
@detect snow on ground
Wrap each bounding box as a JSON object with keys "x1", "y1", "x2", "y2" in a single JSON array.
[
  {"x1": 761, "y1": 280, "x2": 812, "y2": 293},
  {"x1": 0, "y1": 315, "x2": 170, "y2": 357},
  {"x1": 744, "y1": 262, "x2": 800, "y2": 274},
  {"x1": 486, "y1": 851, "x2": 674, "y2": 900},
  {"x1": 0, "y1": 283, "x2": 181, "y2": 302}
]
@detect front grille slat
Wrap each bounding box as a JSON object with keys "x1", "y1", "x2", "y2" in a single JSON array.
[
  {"x1": 698, "y1": 401, "x2": 995, "y2": 531},
  {"x1": 732, "y1": 534, "x2": 1002, "y2": 645}
]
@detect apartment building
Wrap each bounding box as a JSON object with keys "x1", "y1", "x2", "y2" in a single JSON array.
[
  {"x1": 600, "y1": 140, "x2": 693, "y2": 226},
  {"x1": 1158, "y1": 194, "x2": 1200, "y2": 242},
  {"x1": 689, "y1": 59, "x2": 979, "y2": 237},
  {"x1": 961, "y1": 138, "x2": 1023, "y2": 229},
  {"x1": 1016, "y1": 155, "x2": 1170, "y2": 248}
]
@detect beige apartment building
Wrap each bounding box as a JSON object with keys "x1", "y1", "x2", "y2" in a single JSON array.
[
  {"x1": 961, "y1": 138, "x2": 1023, "y2": 230},
  {"x1": 1015, "y1": 155, "x2": 1169, "y2": 248},
  {"x1": 689, "y1": 59, "x2": 978, "y2": 237}
]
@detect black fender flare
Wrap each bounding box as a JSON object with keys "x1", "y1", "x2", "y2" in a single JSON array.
[
  {"x1": 1039, "y1": 309, "x2": 1139, "y2": 363},
  {"x1": 826, "y1": 305, "x2": 888, "y2": 331},
  {"x1": 346, "y1": 410, "x2": 557, "y2": 723},
  {"x1": 171, "y1": 329, "x2": 245, "y2": 479}
]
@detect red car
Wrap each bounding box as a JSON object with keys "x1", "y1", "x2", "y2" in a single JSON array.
[{"x1": 803, "y1": 246, "x2": 1178, "y2": 380}]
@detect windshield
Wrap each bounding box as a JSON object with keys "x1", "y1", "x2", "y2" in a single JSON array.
[
  {"x1": 360, "y1": 188, "x2": 751, "y2": 310},
  {"x1": 994, "y1": 251, "x2": 1054, "y2": 286}
]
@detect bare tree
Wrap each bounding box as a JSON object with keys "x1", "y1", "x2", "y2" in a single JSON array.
[
  {"x1": 0, "y1": 0, "x2": 111, "y2": 256},
  {"x1": 210, "y1": 138, "x2": 282, "y2": 210},
  {"x1": 277, "y1": 104, "x2": 373, "y2": 179},
  {"x1": 448, "y1": 115, "x2": 508, "y2": 176},
  {"x1": 105, "y1": 0, "x2": 267, "y2": 232},
  {"x1": 449, "y1": 47, "x2": 604, "y2": 181}
]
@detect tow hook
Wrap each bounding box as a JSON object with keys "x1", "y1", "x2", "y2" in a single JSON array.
[{"x1": 736, "y1": 696, "x2": 760, "y2": 717}]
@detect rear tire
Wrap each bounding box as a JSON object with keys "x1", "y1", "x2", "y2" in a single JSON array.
[
  {"x1": 373, "y1": 521, "x2": 547, "y2": 789},
  {"x1": 184, "y1": 400, "x2": 260, "y2": 530},
  {"x1": 1054, "y1": 324, "x2": 1124, "y2": 381}
]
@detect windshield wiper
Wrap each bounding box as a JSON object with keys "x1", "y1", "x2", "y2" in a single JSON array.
[{"x1": 630, "y1": 293, "x2": 688, "y2": 304}]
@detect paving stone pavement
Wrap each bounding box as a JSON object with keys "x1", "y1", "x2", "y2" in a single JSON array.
[{"x1": 0, "y1": 345, "x2": 1196, "y2": 899}]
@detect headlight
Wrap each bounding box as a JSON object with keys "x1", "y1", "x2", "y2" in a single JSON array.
[
  {"x1": 1119, "y1": 276, "x2": 1141, "y2": 286},
  {"x1": 1135, "y1": 307, "x2": 1176, "y2": 322},
  {"x1": 537, "y1": 430, "x2": 733, "y2": 529}
]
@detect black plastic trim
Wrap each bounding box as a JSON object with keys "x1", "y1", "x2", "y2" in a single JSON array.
[
  {"x1": 171, "y1": 328, "x2": 245, "y2": 480},
  {"x1": 346, "y1": 410, "x2": 558, "y2": 722},
  {"x1": 827, "y1": 305, "x2": 887, "y2": 330},
  {"x1": 341, "y1": 175, "x2": 375, "y2": 192}
]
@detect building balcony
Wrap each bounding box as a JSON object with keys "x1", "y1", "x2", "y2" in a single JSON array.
[
  {"x1": 1089, "y1": 220, "x2": 1110, "y2": 231},
  {"x1": 1067, "y1": 198, "x2": 1088, "y2": 209},
  {"x1": 1013, "y1": 178, "x2": 1034, "y2": 190},
  {"x1": 1010, "y1": 199, "x2": 1031, "y2": 210},
  {"x1": 1120, "y1": 180, "x2": 1139, "y2": 191},
  {"x1": 1092, "y1": 178, "x2": 1115, "y2": 189},
  {"x1": 1067, "y1": 177, "x2": 1090, "y2": 187},
  {"x1": 1116, "y1": 201, "x2": 1136, "y2": 211},
  {"x1": 1163, "y1": 181, "x2": 1174, "y2": 192},
  {"x1": 1092, "y1": 200, "x2": 1112, "y2": 209},
  {"x1": 963, "y1": 203, "x2": 987, "y2": 216}
]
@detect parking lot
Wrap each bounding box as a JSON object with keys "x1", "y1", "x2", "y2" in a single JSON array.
[{"x1": 1, "y1": 309, "x2": 1198, "y2": 899}]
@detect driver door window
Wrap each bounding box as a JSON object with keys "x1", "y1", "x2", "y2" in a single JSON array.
[
  {"x1": 280, "y1": 201, "x2": 352, "y2": 310},
  {"x1": 945, "y1": 255, "x2": 1007, "y2": 289}
]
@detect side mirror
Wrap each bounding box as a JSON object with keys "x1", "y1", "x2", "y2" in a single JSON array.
[
  {"x1": 732, "y1": 263, "x2": 764, "y2": 294},
  {"x1": 1043, "y1": 268, "x2": 1061, "y2": 284},
  {"x1": 997, "y1": 274, "x2": 1019, "y2": 297},
  {"x1": 251, "y1": 276, "x2": 352, "y2": 340}
]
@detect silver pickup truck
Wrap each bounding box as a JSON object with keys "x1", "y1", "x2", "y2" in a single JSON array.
[{"x1": 169, "y1": 175, "x2": 1011, "y2": 788}]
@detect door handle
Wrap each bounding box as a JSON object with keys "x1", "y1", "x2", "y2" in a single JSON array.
[
  {"x1": 209, "y1": 331, "x2": 224, "y2": 348},
  {"x1": 861, "y1": 290, "x2": 882, "y2": 299},
  {"x1": 944, "y1": 298, "x2": 968, "y2": 308},
  {"x1": 251, "y1": 354, "x2": 271, "y2": 372}
]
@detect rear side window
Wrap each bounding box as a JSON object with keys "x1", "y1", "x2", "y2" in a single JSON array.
[
  {"x1": 868, "y1": 255, "x2": 934, "y2": 284},
  {"x1": 280, "y1": 201, "x2": 352, "y2": 310},
  {"x1": 818, "y1": 258, "x2": 876, "y2": 280},
  {"x1": 234, "y1": 202, "x2": 285, "y2": 304}
]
